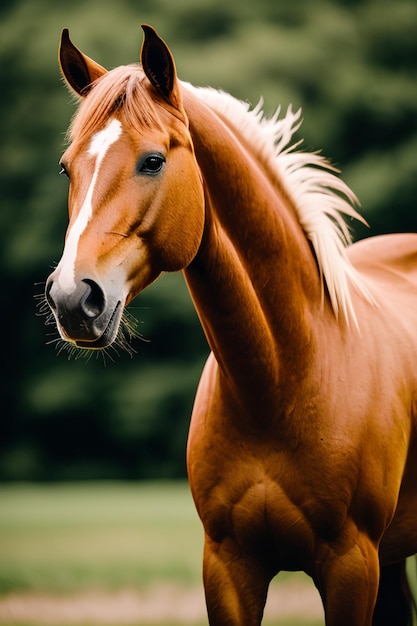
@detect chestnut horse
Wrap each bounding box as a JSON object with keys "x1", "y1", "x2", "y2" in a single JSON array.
[{"x1": 44, "y1": 26, "x2": 417, "y2": 625}]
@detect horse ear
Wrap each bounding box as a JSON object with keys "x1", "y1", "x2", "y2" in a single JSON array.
[
  {"x1": 140, "y1": 25, "x2": 182, "y2": 108},
  {"x1": 59, "y1": 28, "x2": 107, "y2": 97}
]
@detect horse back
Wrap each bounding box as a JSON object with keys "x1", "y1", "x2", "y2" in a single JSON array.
[{"x1": 349, "y1": 233, "x2": 417, "y2": 289}]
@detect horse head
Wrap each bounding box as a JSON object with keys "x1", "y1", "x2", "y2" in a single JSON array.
[{"x1": 45, "y1": 26, "x2": 204, "y2": 349}]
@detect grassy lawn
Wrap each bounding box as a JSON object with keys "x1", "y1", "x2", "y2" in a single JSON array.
[
  {"x1": 0, "y1": 481, "x2": 204, "y2": 593},
  {"x1": 0, "y1": 482, "x2": 322, "y2": 625}
]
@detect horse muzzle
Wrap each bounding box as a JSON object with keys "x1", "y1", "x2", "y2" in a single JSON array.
[{"x1": 45, "y1": 274, "x2": 123, "y2": 349}]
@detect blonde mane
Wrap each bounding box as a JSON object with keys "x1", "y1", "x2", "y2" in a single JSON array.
[
  {"x1": 69, "y1": 65, "x2": 373, "y2": 325},
  {"x1": 183, "y1": 83, "x2": 374, "y2": 326}
]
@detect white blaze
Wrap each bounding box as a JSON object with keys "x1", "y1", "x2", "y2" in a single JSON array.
[{"x1": 57, "y1": 118, "x2": 122, "y2": 293}]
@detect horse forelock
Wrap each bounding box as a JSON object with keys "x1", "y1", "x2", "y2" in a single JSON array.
[
  {"x1": 69, "y1": 65, "x2": 163, "y2": 144},
  {"x1": 182, "y1": 83, "x2": 375, "y2": 326}
]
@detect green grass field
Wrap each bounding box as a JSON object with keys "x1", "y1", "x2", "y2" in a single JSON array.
[
  {"x1": 0, "y1": 482, "x2": 203, "y2": 593},
  {"x1": 0, "y1": 481, "x2": 323, "y2": 625}
]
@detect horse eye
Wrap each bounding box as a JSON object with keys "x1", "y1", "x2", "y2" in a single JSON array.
[
  {"x1": 137, "y1": 153, "x2": 165, "y2": 175},
  {"x1": 59, "y1": 162, "x2": 69, "y2": 178}
]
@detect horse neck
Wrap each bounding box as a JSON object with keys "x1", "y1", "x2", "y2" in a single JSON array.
[{"x1": 182, "y1": 91, "x2": 323, "y2": 413}]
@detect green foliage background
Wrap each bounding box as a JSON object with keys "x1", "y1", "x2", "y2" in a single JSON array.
[{"x1": 1, "y1": 0, "x2": 417, "y2": 480}]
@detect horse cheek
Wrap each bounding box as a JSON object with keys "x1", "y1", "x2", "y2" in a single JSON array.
[{"x1": 155, "y1": 174, "x2": 204, "y2": 271}]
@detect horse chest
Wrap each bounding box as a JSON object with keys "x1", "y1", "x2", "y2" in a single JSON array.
[{"x1": 190, "y1": 441, "x2": 319, "y2": 570}]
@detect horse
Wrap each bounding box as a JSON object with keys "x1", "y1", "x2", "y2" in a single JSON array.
[{"x1": 44, "y1": 25, "x2": 417, "y2": 625}]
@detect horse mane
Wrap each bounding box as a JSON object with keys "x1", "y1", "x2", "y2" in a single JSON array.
[
  {"x1": 183, "y1": 83, "x2": 374, "y2": 326},
  {"x1": 68, "y1": 65, "x2": 373, "y2": 325}
]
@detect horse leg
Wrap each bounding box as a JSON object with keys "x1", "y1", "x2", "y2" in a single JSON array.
[
  {"x1": 372, "y1": 560, "x2": 415, "y2": 626},
  {"x1": 316, "y1": 535, "x2": 380, "y2": 626},
  {"x1": 202, "y1": 534, "x2": 272, "y2": 625}
]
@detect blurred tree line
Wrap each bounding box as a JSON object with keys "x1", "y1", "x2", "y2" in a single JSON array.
[{"x1": 1, "y1": 0, "x2": 416, "y2": 480}]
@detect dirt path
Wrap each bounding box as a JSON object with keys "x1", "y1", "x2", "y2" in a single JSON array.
[{"x1": 0, "y1": 581, "x2": 324, "y2": 624}]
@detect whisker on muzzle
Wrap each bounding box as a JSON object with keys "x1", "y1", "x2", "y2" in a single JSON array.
[{"x1": 34, "y1": 282, "x2": 148, "y2": 363}]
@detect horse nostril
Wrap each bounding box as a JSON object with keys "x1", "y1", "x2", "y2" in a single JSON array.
[
  {"x1": 80, "y1": 279, "x2": 105, "y2": 319},
  {"x1": 45, "y1": 278, "x2": 57, "y2": 310}
]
